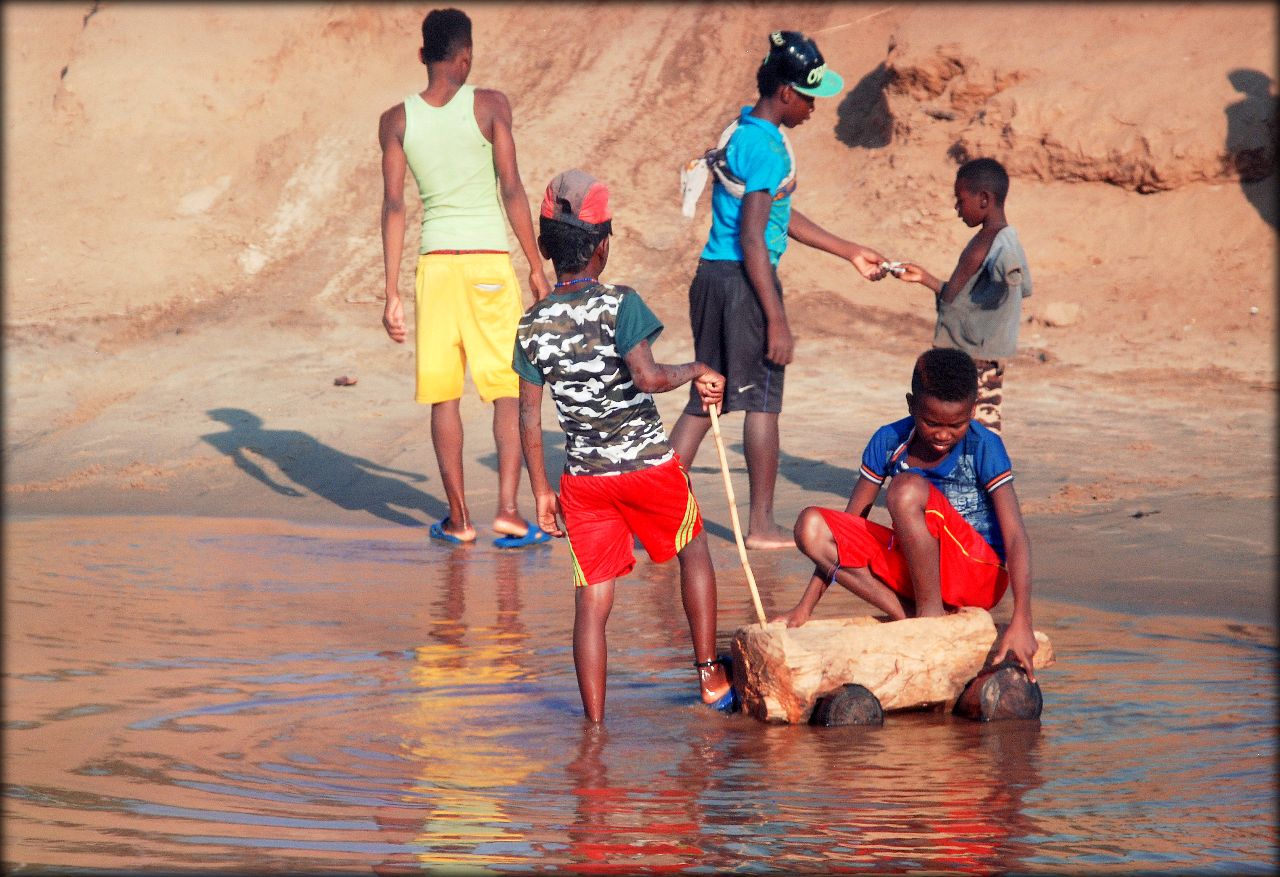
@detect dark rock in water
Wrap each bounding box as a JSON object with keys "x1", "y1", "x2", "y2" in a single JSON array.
[
  {"x1": 953, "y1": 664, "x2": 1043, "y2": 721},
  {"x1": 810, "y1": 683, "x2": 885, "y2": 726}
]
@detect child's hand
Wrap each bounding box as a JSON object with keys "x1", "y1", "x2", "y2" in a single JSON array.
[
  {"x1": 694, "y1": 369, "x2": 725, "y2": 410},
  {"x1": 770, "y1": 605, "x2": 812, "y2": 628},
  {"x1": 850, "y1": 246, "x2": 889, "y2": 281},
  {"x1": 382, "y1": 296, "x2": 406, "y2": 343},
  {"x1": 535, "y1": 490, "x2": 565, "y2": 538},
  {"x1": 529, "y1": 264, "x2": 552, "y2": 301},
  {"x1": 990, "y1": 615, "x2": 1038, "y2": 683},
  {"x1": 893, "y1": 262, "x2": 928, "y2": 284}
]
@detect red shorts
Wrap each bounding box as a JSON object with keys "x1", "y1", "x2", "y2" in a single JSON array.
[
  {"x1": 559, "y1": 456, "x2": 703, "y2": 587},
  {"x1": 817, "y1": 486, "x2": 1008, "y2": 609}
]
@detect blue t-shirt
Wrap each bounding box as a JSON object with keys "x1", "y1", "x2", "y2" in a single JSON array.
[
  {"x1": 858, "y1": 416, "x2": 1015, "y2": 560},
  {"x1": 701, "y1": 107, "x2": 794, "y2": 265}
]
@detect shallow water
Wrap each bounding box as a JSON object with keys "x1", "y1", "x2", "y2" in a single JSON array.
[{"x1": 4, "y1": 516, "x2": 1276, "y2": 873}]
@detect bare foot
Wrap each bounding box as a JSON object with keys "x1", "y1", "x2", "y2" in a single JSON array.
[
  {"x1": 744, "y1": 528, "x2": 795, "y2": 550},
  {"x1": 697, "y1": 662, "x2": 732, "y2": 705},
  {"x1": 770, "y1": 606, "x2": 811, "y2": 628},
  {"x1": 910, "y1": 605, "x2": 947, "y2": 618},
  {"x1": 492, "y1": 512, "x2": 532, "y2": 538},
  {"x1": 438, "y1": 520, "x2": 477, "y2": 542}
]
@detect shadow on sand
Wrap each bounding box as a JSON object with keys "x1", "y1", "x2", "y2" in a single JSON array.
[
  {"x1": 834, "y1": 61, "x2": 894, "y2": 149},
  {"x1": 682, "y1": 443, "x2": 875, "y2": 544},
  {"x1": 1225, "y1": 68, "x2": 1277, "y2": 229},
  {"x1": 202, "y1": 408, "x2": 444, "y2": 527}
]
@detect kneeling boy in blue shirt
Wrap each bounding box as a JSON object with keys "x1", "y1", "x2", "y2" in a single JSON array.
[{"x1": 772, "y1": 347, "x2": 1038, "y2": 678}]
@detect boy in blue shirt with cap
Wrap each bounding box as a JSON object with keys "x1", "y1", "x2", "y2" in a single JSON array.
[{"x1": 671, "y1": 30, "x2": 889, "y2": 550}]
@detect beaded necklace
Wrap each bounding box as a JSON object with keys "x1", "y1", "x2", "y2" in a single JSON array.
[{"x1": 553, "y1": 277, "x2": 597, "y2": 290}]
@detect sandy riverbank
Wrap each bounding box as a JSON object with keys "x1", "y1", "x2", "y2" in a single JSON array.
[{"x1": 4, "y1": 3, "x2": 1275, "y2": 624}]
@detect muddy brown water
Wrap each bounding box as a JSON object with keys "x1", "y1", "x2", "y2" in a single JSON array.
[{"x1": 4, "y1": 515, "x2": 1275, "y2": 872}]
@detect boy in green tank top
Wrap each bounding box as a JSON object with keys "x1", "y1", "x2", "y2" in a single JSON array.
[{"x1": 378, "y1": 8, "x2": 552, "y2": 547}]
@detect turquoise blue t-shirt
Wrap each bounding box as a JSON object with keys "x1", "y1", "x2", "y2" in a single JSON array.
[{"x1": 701, "y1": 107, "x2": 794, "y2": 265}]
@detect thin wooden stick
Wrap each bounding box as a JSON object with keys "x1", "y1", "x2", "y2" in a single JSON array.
[{"x1": 708, "y1": 404, "x2": 767, "y2": 625}]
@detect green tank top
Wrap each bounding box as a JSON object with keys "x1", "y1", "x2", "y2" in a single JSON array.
[{"x1": 403, "y1": 84, "x2": 509, "y2": 253}]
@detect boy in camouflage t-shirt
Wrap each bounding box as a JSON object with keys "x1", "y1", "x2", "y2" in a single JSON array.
[{"x1": 513, "y1": 169, "x2": 734, "y2": 723}]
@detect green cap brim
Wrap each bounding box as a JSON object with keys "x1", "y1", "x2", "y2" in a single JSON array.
[{"x1": 793, "y1": 69, "x2": 844, "y2": 98}]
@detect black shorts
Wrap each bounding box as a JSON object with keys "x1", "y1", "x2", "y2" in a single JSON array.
[{"x1": 682, "y1": 259, "x2": 785, "y2": 416}]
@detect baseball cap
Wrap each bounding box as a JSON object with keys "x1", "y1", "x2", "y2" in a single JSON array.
[
  {"x1": 540, "y1": 169, "x2": 612, "y2": 235},
  {"x1": 762, "y1": 30, "x2": 843, "y2": 98}
]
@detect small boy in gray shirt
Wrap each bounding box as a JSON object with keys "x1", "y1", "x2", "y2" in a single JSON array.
[{"x1": 892, "y1": 158, "x2": 1032, "y2": 432}]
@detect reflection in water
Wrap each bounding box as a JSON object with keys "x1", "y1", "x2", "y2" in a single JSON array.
[
  {"x1": 567, "y1": 726, "x2": 694, "y2": 872},
  {"x1": 402, "y1": 548, "x2": 540, "y2": 871},
  {"x1": 3, "y1": 516, "x2": 1276, "y2": 872}
]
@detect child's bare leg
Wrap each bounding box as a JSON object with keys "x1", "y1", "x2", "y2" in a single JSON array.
[
  {"x1": 775, "y1": 508, "x2": 841, "y2": 625},
  {"x1": 573, "y1": 579, "x2": 616, "y2": 722},
  {"x1": 777, "y1": 507, "x2": 907, "y2": 625},
  {"x1": 885, "y1": 473, "x2": 944, "y2": 616},
  {"x1": 743, "y1": 412, "x2": 793, "y2": 549},
  {"x1": 830, "y1": 566, "x2": 909, "y2": 620},
  {"x1": 676, "y1": 532, "x2": 730, "y2": 702},
  {"x1": 431, "y1": 399, "x2": 475, "y2": 539},
  {"x1": 490, "y1": 397, "x2": 528, "y2": 536},
  {"x1": 669, "y1": 412, "x2": 710, "y2": 471}
]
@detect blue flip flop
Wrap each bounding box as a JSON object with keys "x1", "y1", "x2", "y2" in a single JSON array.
[
  {"x1": 708, "y1": 685, "x2": 739, "y2": 713},
  {"x1": 429, "y1": 518, "x2": 470, "y2": 545},
  {"x1": 493, "y1": 525, "x2": 552, "y2": 549}
]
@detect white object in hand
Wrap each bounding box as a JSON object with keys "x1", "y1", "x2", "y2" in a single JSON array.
[{"x1": 880, "y1": 260, "x2": 906, "y2": 276}]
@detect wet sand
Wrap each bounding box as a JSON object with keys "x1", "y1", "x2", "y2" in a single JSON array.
[{"x1": 5, "y1": 326, "x2": 1275, "y2": 871}]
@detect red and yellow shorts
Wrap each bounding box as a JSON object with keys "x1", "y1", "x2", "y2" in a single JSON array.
[
  {"x1": 817, "y1": 486, "x2": 1008, "y2": 609},
  {"x1": 559, "y1": 456, "x2": 703, "y2": 587}
]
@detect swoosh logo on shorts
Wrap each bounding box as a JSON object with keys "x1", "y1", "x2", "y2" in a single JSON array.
[{"x1": 736, "y1": 384, "x2": 756, "y2": 393}]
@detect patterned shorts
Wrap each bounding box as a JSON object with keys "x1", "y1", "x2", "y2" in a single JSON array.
[{"x1": 974, "y1": 359, "x2": 1005, "y2": 433}]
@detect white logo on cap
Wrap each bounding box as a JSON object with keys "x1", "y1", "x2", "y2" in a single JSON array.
[
  {"x1": 806, "y1": 64, "x2": 826, "y2": 86},
  {"x1": 771, "y1": 31, "x2": 785, "y2": 46}
]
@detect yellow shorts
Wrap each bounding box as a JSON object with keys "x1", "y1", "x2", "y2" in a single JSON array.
[{"x1": 414, "y1": 252, "x2": 524, "y2": 404}]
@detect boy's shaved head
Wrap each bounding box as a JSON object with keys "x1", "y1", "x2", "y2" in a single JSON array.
[
  {"x1": 955, "y1": 157, "x2": 1010, "y2": 206},
  {"x1": 911, "y1": 348, "x2": 978, "y2": 402},
  {"x1": 421, "y1": 8, "x2": 471, "y2": 63}
]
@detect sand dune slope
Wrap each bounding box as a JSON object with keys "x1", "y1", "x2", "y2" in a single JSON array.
[{"x1": 3, "y1": 3, "x2": 1275, "y2": 537}]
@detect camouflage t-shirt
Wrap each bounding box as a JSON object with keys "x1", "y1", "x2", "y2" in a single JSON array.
[{"x1": 513, "y1": 281, "x2": 675, "y2": 475}]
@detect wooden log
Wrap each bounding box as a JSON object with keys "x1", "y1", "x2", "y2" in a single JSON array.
[
  {"x1": 952, "y1": 664, "x2": 1043, "y2": 721},
  {"x1": 810, "y1": 683, "x2": 885, "y2": 726},
  {"x1": 729, "y1": 607, "x2": 1055, "y2": 724}
]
